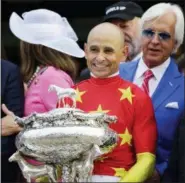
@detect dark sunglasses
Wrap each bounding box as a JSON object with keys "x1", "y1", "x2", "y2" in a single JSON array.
[{"x1": 142, "y1": 29, "x2": 171, "y2": 41}]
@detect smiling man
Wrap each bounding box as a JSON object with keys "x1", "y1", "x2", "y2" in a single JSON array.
[
  {"x1": 79, "y1": 1, "x2": 143, "y2": 81},
  {"x1": 119, "y1": 3, "x2": 185, "y2": 182},
  {"x1": 85, "y1": 22, "x2": 125, "y2": 78},
  {"x1": 74, "y1": 22, "x2": 157, "y2": 182}
]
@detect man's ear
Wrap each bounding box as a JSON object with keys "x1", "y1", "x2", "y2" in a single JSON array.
[
  {"x1": 84, "y1": 43, "x2": 88, "y2": 59},
  {"x1": 121, "y1": 45, "x2": 129, "y2": 62},
  {"x1": 172, "y1": 40, "x2": 178, "y2": 54}
]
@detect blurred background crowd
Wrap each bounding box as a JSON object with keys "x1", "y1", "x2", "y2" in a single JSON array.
[{"x1": 2, "y1": 0, "x2": 185, "y2": 81}]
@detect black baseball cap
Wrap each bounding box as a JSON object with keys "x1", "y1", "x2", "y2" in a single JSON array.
[{"x1": 103, "y1": 1, "x2": 144, "y2": 22}]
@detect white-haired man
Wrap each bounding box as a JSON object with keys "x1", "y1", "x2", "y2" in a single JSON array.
[{"x1": 119, "y1": 2, "x2": 184, "y2": 182}]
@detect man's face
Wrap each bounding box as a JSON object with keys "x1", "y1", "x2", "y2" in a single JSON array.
[
  {"x1": 141, "y1": 12, "x2": 176, "y2": 68},
  {"x1": 110, "y1": 18, "x2": 141, "y2": 60},
  {"x1": 85, "y1": 31, "x2": 126, "y2": 78}
]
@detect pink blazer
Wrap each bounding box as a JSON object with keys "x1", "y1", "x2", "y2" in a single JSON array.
[
  {"x1": 24, "y1": 66, "x2": 74, "y2": 116},
  {"x1": 24, "y1": 66, "x2": 74, "y2": 168}
]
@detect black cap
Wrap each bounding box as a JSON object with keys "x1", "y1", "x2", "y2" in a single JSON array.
[{"x1": 103, "y1": 1, "x2": 144, "y2": 22}]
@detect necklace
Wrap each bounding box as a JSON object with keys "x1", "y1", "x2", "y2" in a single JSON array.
[{"x1": 27, "y1": 66, "x2": 42, "y2": 88}]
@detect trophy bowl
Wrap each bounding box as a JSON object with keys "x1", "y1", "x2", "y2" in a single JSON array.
[{"x1": 9, "y1": 86, "x2": 118, "y2": 182}]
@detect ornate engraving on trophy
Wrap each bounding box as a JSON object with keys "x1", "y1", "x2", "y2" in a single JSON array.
[{"x1": 9, "y1": 85, "x2": 118, "y2": 182}]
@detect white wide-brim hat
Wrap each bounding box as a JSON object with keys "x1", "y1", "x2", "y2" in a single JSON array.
[{"x1": 9, "y1": 9, "x2": 85, "y2": 58}]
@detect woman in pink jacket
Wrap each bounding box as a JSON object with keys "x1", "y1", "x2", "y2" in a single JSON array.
[
  {"x1": 3, "y1": 8, "x2": 84, "y2": 182},
  {"x1": 9, "y1": 9, "x2": 84, "y2": 116}
]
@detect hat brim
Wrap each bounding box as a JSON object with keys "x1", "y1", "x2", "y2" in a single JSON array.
[
  {"x1": 42, "y1": 38, "x2": 85, "y2": 58},
  {"x1": 103, "y1": 13, "x2": 134, "y2": 22},
  {"x1": 9, "y1": 12, "x2": 84, "y2": 58}
]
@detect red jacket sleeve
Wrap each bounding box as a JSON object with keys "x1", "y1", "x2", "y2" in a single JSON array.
[{"x1": 133, "y1": 90, "x2": 157, "y2": 154}]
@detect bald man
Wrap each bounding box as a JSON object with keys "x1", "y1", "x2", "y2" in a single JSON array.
[{"x1": 73, "y1": 23, "x2": 157, "y2": 182}]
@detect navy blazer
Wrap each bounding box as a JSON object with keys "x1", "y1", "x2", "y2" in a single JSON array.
[
  {"x1": 119, "y1": 58, "x2": 184, "y2": 176},
  {"x1": 1, "y1": 60, "x2": 24, "y2": 154}
]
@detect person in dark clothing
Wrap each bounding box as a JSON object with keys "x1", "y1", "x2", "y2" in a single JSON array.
[
  {"x1": 162, "y1": 115, "x2": 185, "y2": 183},
  {"x1": 1, "y1": 59, "x2": 24, "y2": 183}
]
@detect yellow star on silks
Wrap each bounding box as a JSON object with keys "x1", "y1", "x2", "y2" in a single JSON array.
[
  {"x1": 90, "y1": 104, "x2": 110, "y2": 113},
  {"x1": 119, "y1": 128, "x2": 132, "y2": 146},
  {"x1": 75, "y1": 88, "x2": 86, "y2": 103},
  {"x1": 118, "y1": 87, "x2": 135, "y2": 104},
  {"x1": 112, "y1": 168, "x2": 127, "y2": 179}
]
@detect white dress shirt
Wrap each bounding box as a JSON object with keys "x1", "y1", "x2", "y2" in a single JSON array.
[{"x1": 133, "y1": 57, "x2": 171, "y2": 97}]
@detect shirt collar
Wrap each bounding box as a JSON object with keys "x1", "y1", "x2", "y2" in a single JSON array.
[
  {"x1": 135, "y1": 57, "x2": 171, "y2": 81},
  {"x1": 90, "y1": 71, "x2": 119, "y2": 78}
]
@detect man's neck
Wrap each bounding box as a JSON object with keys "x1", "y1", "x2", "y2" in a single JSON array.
[
  {"x1": 91, "y1": 71, "x2": 119, "y2": 78},
  {"x1": 127, "y1": 52, "x2": 142, "y2": 62}
]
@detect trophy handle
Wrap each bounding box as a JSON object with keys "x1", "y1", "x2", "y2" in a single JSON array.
[{"x1": 48, "y1": 85, "x2": 77, "y2": 108}]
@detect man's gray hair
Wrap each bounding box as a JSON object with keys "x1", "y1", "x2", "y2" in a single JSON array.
[{"x1": 141, "y1": 3, "x2": 184, "y2": 53}]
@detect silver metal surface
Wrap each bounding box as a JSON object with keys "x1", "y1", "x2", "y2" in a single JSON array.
[{"x1": 9, "y1": 85, "x2": 118, "y2": 182}]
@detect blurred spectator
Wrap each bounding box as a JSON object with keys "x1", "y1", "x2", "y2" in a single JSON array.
[
  {"x1": 162, "y1": 115, "x2": 185, "y2": 182},
  {"x1": 103, "y1": 1, "x2": 143, "y2": 61},
  {"x1": 1, "y1": 59, "x2": 24, "y2": 183}
]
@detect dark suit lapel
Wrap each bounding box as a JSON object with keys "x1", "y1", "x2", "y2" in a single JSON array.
[{"x1": 152, "y1": 59, "x2": 181, "y2": 111}]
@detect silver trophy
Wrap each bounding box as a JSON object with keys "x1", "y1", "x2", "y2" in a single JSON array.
[{"x1": 9, "y1": 85, "x2": 118, "y2": 182}]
